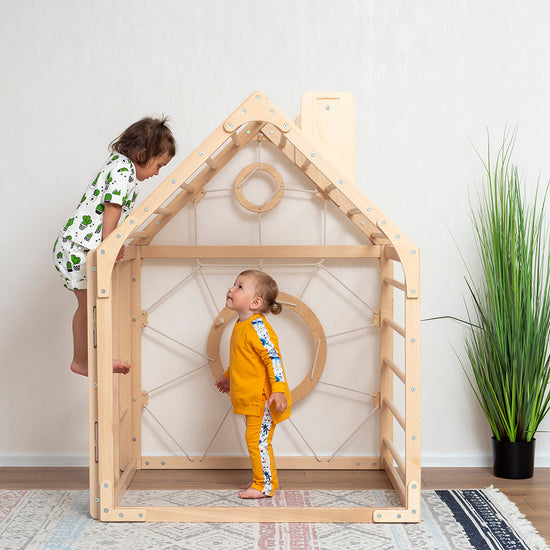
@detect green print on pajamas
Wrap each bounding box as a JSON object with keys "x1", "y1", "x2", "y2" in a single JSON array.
[
  {"x1": 53, "y1": 237, "x2": 89, "y2": 290},
  {"x1": 53, "y1": 153, "x2": 138, "y2": 292}
]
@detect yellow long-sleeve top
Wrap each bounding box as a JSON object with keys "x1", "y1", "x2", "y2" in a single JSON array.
[{"x1": 224, "y1": 313, "x2": 291, "y2": 424}]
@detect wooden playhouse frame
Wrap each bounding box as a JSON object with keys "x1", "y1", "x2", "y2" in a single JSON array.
[{"x1": 87, "y1": 91, "x2": 421, "y2": 523}]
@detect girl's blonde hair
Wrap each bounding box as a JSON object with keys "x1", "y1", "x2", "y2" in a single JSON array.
[
  {"x1": 240, "y1": 270, "x2": 282, "y2": 315},
  {"x1": 110, "y1": 116, "x2": 176, "y2": 166}
]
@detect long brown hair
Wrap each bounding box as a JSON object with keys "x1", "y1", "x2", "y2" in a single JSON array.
[{"x1": 110, "y1": 116, "x2": 176, "y2": 166}]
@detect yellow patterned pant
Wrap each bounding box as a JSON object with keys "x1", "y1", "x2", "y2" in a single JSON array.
[{"x1": 245, "y1": 400, "x2": 278, "y2": 496}]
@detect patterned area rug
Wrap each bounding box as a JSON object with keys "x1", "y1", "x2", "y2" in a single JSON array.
[{"x1": 0, "y1": 488, "x2": 547, "y2": 549}]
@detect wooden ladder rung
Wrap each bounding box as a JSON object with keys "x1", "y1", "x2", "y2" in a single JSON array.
[
  {"x1": 383, "y1": 357, "x2": 406, "y2": 383},
  {"x1": 231, "y1": 133, "x2": 240, "y2": 147},
  {"x1": 131, "y1": 231, "x2": 149, "y2": 239},
  {"x1": 382, "y1": 397, "x2": 405, "y2": 431},
  {"x1": 154, "y1": 207, "x2": 171, "y2": 216},
  {"x1": 371, "y1": 232, "x2": 386, "y2": 240},
  {"x1": 382, "y1": 455, "x2": 406, "y2": 503},
  {"x1": 205, "y1": 157, "x2": 218, "y2": 170},
  {"x1": 383, "y1": 316, "x2": 405, "y2": 338},
  {"x1": 383, "y1": 436, "x2": 405, "y2": 476},
  {"x1": 383, "y1": 277, "x2": 406, "y2": 292}
]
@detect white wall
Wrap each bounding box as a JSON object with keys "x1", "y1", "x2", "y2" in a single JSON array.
[{"x1": 1, "y1": 0, "x2": 550, "y2": 467}]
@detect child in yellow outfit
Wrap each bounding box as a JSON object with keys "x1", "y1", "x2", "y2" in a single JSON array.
[{"x1": 215, "y1": 270, "x2": 291, "y2": 499}]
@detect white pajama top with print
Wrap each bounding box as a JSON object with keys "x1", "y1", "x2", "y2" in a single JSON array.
[
  {"x1": 59, "y1": 153, "x2": 138, "y2": 249},
  {"x1": 53, "y1": 153, "x2": 139, "y2": 290}
]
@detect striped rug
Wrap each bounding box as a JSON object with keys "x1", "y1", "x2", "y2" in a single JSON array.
[{"x1": 0, "y1": 487, "x2": 547, "y2": 549}]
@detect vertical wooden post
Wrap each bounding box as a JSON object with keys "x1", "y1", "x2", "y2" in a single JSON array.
[
  {"x1": 379, "y1": 247, "x2": 394, "y2": 475},
  {"x1": 404, "y1": 252, "x2": 421, "y2": 494},
  {"x1": 96, "y1": 290, "x2": 116, "y2": 519},
  {"x1": 115, "y1": 260, "x2": 134, "y2": 475},
  {"x1": 111, "y1": 267, "x2": 121, "y2": 486},
  {"x1": 87, "y1": 250, "x2": 99, "y2": 519},
  {"x1": 130, "y1": 247, "x2": 143, "y2": 469}
]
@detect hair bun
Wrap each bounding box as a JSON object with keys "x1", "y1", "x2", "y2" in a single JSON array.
[{"x1": 271, "y1": 300, "x2": 282, "y2": 315}]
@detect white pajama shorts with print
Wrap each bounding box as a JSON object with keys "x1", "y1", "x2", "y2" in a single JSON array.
[{"x1": 53, "y1": 237, "x2": 89, "y2": 290}]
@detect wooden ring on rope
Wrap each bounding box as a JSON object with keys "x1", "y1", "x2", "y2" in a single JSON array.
[
  {"x1": 207, "y1": 292, "x2": 327, "y2": 404},
  {"x1": 233, "y1": 162, "x2": 284, "y2": 213}
]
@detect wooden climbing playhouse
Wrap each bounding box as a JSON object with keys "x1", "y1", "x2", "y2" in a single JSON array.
[{"x1": 87, "y1": 91, "x2": 421, "y2": 523}]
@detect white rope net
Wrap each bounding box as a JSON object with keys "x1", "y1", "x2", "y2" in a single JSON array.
[{"x1": 137, "y1": 138, "x2": 400, "y2": 463}]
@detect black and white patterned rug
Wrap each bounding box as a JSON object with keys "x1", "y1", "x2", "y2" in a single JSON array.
[{"x1": 0, "y1": 487, "x2": 547, "y2": 549}]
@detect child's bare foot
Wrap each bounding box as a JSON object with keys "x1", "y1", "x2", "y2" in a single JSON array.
[
  {"x1": 238, "y1": 488, "x2": 269, "y2": 499},
  {"x1": 240, "y1": 481, "x2": 252, "y2": 490},
  {"x1": 70, "y1": 360, "x2": 131, "y2": 376},
  {"x1": 70, "y1": 361, "x2": 88, "y2": 376},
  {"x1": 113, "y1": 360, "x2": 131, "y2": 374}
]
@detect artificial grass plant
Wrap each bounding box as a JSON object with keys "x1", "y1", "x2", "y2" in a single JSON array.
[{"x1": 465, "y1": 129, "x2": 550, "y2": 442}]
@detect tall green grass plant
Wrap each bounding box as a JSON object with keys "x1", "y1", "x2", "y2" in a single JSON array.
[{"x1": 465, "y1": 129, "x2": 550, "y2": 442}]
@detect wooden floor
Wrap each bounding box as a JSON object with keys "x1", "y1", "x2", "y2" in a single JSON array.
[{"x1": 0, "y1": 467, "x2": 548, "y2": 542}]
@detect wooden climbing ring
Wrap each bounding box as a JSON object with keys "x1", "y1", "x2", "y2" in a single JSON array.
[{"x1": 233, "y1": 162, "x2": 284, "y2": 213}]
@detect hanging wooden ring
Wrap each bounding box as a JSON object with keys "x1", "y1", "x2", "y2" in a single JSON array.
[
  {"x1": 233, "y1": 162, "x2": 284, "y2": 213},
  {"x1": 207, "y1": 292, "x2": 327, "y2": 404}
]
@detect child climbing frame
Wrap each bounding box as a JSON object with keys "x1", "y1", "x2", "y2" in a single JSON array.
[{"x1": 87, "y1": 91, "x2": 421, "y2": 523}]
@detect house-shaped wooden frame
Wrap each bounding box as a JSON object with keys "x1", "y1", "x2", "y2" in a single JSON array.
[{"x1": 87, "y1": 91, "x2": 421, "y2": 523}]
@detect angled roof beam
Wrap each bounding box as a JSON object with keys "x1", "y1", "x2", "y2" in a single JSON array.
[
  {"x1": 260, "y1": 124, "x2": 381, "y2": 241},
  {"x1": 96, "y1": 121, "x2": 265, "y2": 297},
  {"x1": 130, "y1": 121, "x2": 264, "y2": 246},
  {"x1": 260, "y1": 121, "x2": 419, "y2": 298},
  {"x1": 96, "y1": 91, "x2": 419, "y2": 299}
]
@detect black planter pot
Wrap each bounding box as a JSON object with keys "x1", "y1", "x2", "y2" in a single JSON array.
[{"x1": 492, "y1": 437, "x2": 535, "y2": 479}]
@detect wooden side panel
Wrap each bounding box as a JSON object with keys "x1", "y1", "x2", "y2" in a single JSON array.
[{"x1": 300, "y1": 92, "x2": 356, "y2": 185}]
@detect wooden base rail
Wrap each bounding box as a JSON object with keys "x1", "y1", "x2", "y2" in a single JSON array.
[
  {"x1": 140, "y1": 456, "x2": 382, "y2": 470},
  {"x1": 100, "y1": 505, "x2": 398, "y2": 523}
]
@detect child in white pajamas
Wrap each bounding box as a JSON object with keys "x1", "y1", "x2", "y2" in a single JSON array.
[{"x1": 53, "y1": 117, "x2": 176, "y2": 376}]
